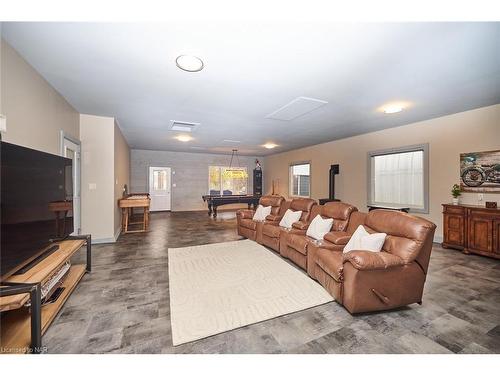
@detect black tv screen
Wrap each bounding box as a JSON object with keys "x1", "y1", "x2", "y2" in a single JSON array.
[{"x1": 0, "y1": 141, "x2": 73, "y2": 280}]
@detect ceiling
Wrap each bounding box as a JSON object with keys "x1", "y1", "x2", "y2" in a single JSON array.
[{"x1": 2, "y1": 22, "x2": 500, "y2": 156}]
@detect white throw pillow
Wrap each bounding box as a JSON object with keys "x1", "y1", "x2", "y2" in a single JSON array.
[
  {"x1": 252, "y1": 205, "x2": 272, "y2": 221},
  {"x1": 279, "y1": 209, "x2": 302, "y2": 229},
  {"x1": 306, "y1": 214, "x2": 334, "y2": 240},
  {"x1": 343, "y1": 225, "x2": 387, "y2": 253}
]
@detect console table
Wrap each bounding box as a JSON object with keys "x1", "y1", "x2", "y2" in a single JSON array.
[{"x1": 442, "y1": 203, "x2": 500, "y2": 260}]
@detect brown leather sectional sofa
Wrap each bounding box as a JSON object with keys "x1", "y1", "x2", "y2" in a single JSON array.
[{"x1": 236, "y1": 195, "x2": 436, "y2": 314}]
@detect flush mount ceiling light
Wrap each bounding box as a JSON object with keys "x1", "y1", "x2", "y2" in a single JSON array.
[
  {"x1": 175, "y1": 55, "x2": 204, "y2": 72},
  {"x1": 175, "y1": 134, "x2": 193, "y2": 142},
  {"x1": 263, "y1": 143, "x2": 278, "y2": 149},
  {"x1": 379, "y1": 102, "x2": 409, "y2": 114}
]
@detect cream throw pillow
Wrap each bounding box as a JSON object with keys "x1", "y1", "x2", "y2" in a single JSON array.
[
  {"x1": 306, "y1": 214, "x2": 334, "y2": 240},
  {"x1": 279, "y1": 209, "x2": 302, "y2": 229},
  {"x1": 252, "y1": 205, "x2": 272, "y2": 221},
  {"x1": 343, "y1": 225, "x2": 387, "y2": 253}
]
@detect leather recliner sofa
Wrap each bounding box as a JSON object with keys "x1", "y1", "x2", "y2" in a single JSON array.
[
  {"x1": 282, "y1": 202, "x2": 358, "y2": 270},
  {"x1": 309, "y1": 209, "x2": 436, "y2": 314},
  {"x1": 260, "y1": 198, "x2": 316, "y2": 253},
  {"x1": 236, "y1": 195, "x2": 285, "y2": 242}
]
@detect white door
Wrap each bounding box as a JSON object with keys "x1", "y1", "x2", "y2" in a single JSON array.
[
  {"x1": 149, "y1": 167, "x2": 171, "y2": 211},
  {"x1": 62, "y1": 135, "x2": 81, "y2": 235}
]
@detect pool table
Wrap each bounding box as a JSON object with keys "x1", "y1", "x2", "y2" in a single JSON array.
[{"x1": 202, "y1": 194, "x2": 261, "y2": 218}]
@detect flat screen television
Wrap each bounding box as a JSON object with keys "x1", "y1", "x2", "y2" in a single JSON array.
[{"x1": 0, "y1": 141, "x2": 73, "y2": 281}]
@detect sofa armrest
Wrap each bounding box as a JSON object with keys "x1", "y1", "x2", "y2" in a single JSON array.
[
  {"x1": 342, "y1": 251, "x2": 405, "y2": 271},
  {"x1": 265, "y1": 214, "x2": 281, "y2": 222},
  {"x1": 237, "y1": 209, "x2": 254, "y2": 219},
  {"x1": 292, "y1": 221, "x2": 308, "y2": 230},
  {"x1": 324, "y1": 231, "x2": 351, "y2": 245}
]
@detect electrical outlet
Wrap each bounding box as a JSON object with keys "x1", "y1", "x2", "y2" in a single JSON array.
[{"x1": 478, "y1": 193, "x2": 484, "y2": 201}]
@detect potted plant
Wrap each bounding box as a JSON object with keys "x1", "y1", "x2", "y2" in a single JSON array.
[{"x1": 451, "y1": 184, "x2": 461, "y2": 205}]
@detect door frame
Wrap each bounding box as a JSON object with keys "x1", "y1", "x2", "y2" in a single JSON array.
[
  {"x1": 59, "y1": 130, "x2": 81, "y2": 235},
  {"x1": 148, "y1": 166, "x2": 172, "y2": 212}
]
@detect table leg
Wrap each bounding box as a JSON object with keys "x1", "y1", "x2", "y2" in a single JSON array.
[
  {"x1": 62, "y1": 210, "x2": 67, "y2": 236},
  {"x1": 143, "y1": 207, "x2": 147, "y2": 231},
  {"x1": 213, "y1": 205, "x2": 218, "y2": 218},
  {"x1": 208, "y1": 203, "x2": 212, "y2": 216},
  {"x1": 124, "y1": 208, "x2": 129, "y2": 233},
  {"x1": 54, "y1": 211, "x2": 60, "y2": 237},
  {"x1": 121, "y1": 208, "x2": 126, "y2": 232}
]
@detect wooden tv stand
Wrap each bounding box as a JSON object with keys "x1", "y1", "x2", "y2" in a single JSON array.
[{"x1": 0, "y1": 235, "x2": 91, "y2": 354}]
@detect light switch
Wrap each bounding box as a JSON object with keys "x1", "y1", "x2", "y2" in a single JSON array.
[
  {"x1": 172, "y1": 183, "x2": 177, "y2": 187},
  {"x1": 478, "y1": 193, "x2": 484, "y2": 201},
  {"x1": 89, "y1": 183, "x2": 97, "y2": 190},
  {"x1": 0, "y1": 114, "x2": 6, "y2": 132}
]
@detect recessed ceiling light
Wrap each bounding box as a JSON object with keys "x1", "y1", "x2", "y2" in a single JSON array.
[
  {"x1": 379, "y1": 102, "x2": 410, "y2": 114},
  {"x1": 175, "y1": 55, "x2": 204, "y2": 72},
  {"x1": 383, "y1": 106, "x2": 403, "y2": 114},
  {"x1": 263, "y1": 143, "x2": 278, "y2": 149},
  {"x1": 175, "y1": 134, "x2": 193, "y2": 142},
  {"x1": 223, "y1": 139, "x2": 241, "y2": 143}
]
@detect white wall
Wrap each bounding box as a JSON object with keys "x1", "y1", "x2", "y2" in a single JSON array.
[
  {"x1": 263, "y1": 104, "x2": 500, "y2": 242},
  {"x1": 131, "y1": 149, "x2": 262, "y2": 211}
]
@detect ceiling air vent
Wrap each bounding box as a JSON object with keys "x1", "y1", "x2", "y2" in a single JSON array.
[
  {"x1": 170, "y1": 120, "x2": 200, "y2": 132},
  {"x1": 265, "y1": 96, "x2": 328, "y2": 121}
]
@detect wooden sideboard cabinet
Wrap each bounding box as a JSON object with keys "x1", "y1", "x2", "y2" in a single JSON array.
[{"x1": 442, "y1": 203, "x2": 500, "y2": 260}]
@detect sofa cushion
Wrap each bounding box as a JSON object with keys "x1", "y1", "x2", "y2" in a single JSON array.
[
  {"x1": 306, "y1": 214, "x2": 333, "y2": 240},
  {"x1": 279, "y1": 209, "x2": 302, "y2": 229},
  {"x1": 253, "y1": 205, "x2": 271, "y2": 221},
  {"x1": 287, "y1": 234, "x2": 309, "y2": 255},
  {"x1": 343, "y1": 225, "x2": 387, "y2": 253},
  {"x1": 322, "y1": 202, "x2": 357, "y2": 231},
  {"x1": 324, "y1": 231, "x2": 351, "y2": 245},
  {"x1": 316, "y1": 250, "x2": 343, "y2": 282},
  {"x1": 240, "y1": 218, "x2": 257, "y2": 230},
  {"x1": 259, "y1": 195, "x2": 285, "y2": 215},
  {"x1": 263, "y1": 224, "x2": 281, "y2": 238}
]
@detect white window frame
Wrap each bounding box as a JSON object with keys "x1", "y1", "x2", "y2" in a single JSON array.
[
  {"x1": 289, "y1": 161, "x2": 311, "y2": 198},
  {"x1": 208, "y1": 165, "x2": 248, "y2": 195},
  {"x1": 367, "y1": 144, "x2": 429, "y2": 214}
]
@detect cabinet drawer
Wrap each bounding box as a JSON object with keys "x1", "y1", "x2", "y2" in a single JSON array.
[{"x1": 443, "y1": 205, "x2": 465, "y2": 215}]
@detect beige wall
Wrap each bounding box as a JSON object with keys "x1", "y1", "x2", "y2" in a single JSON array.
[
  {"x1": 80, "y1": 114, "x2": 116, "y2": 241},
  {"x1": 114, "y1": 121, "x2": 130, "y2": 235},
  {"x1": 263, "y1": 104, "x2": 500, "y2": 241},
  {"x1": 0, "y1": 38, "x2": 79, "y2": 155}
]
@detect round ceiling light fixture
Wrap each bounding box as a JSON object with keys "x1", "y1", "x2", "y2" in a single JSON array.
[
  {"x1": 263, "y1": 143, "x2": 278, "y2": 149},
  {"x1": 175, "y1": 134, "x2": 193, "y2": 142},
  {"x1": 175, "y1": 55, "x2": 204, "y2": 72},
  {"x1": 383, "y1": 105, "x2": 404, "y2": 114},
  {"x1": 379, "y1": 101, "x2": 411, "y2": 114}
]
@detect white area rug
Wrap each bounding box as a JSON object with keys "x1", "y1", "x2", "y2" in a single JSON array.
[{"x1": 168, "y1": 239, "x2": 334, "y2": 345}]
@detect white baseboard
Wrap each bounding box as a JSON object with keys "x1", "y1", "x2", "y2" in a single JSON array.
[
  {"x1": 434, "y1": 235, "x2": 443, "y2": 244},
  {"x1": 91, "y1": 237, "x2": 116, "y2": 244},
  {"x1": 114, "y1": 225, "x2": 122, "y2": 241},
  {"x1": 91, "y1": 227, "x2": 121, "y2": 244}
]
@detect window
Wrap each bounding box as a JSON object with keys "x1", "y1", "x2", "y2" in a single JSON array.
[
  {"x1": 368, "y1": 144, "x2": 429, "y2": 213},
  {"x1": 153, "y1": 170, "x2": 168, "y2": 191},
  {"x1": 290, "y1": 163, "x2": 310, "y2": 197},
  {"x1": 208, "y1": 166, "x2": 248, "y2": 195}
]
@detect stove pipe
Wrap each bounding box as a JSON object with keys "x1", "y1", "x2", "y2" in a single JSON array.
[{"x1": 329, "y1": 164, "x2": 340, "y2": 200}]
